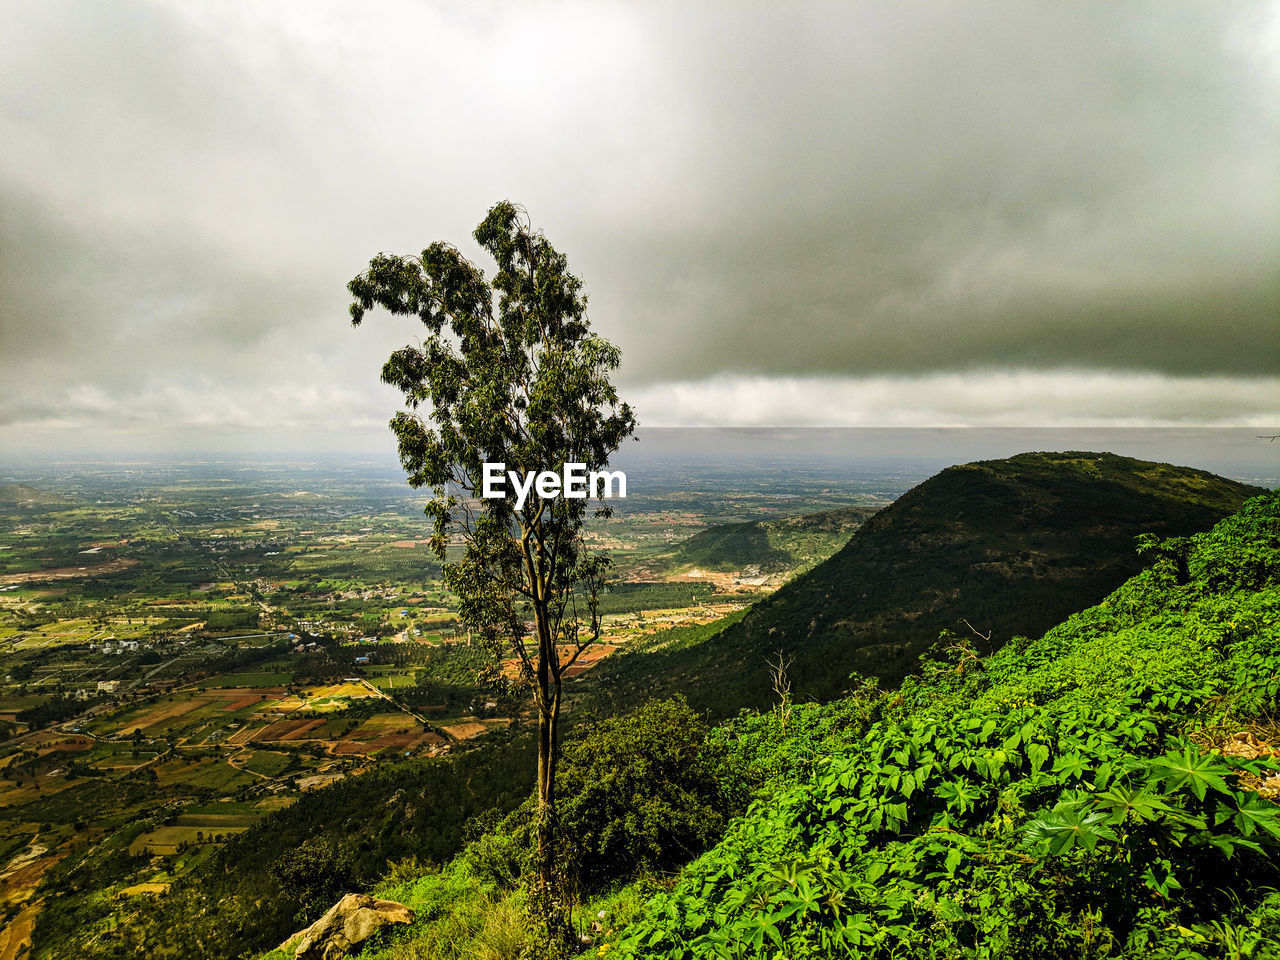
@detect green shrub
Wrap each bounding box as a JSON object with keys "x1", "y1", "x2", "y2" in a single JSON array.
[
  {"x1": 461, "y1": 697, "x2": 735, "y2": 896},
  {"x1": 557, "y1": 696, "x2": 733, "y2": 891}
]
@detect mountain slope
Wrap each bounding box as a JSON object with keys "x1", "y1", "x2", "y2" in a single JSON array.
[
  {"x1": 580, "y1": 452, "x2": 1265, "y2": 716},
  {"x1": 0, "y1": 483, "x2": 68, "y2": 506},
  {"x1": 611, "y1": 486, "x2": 1280, "y2": 959}
]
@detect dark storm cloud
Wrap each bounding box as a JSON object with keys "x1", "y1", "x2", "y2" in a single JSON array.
[
  {"x1": 0, "y1": 1, "x2": 1276, "y2": 448},
  {"x1": 582, "y1": 2, "x2": 1279, "y2": 379}
]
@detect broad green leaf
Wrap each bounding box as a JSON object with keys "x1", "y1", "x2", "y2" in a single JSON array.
[
  {"x1": 1028, "y1": 743, "x2": 1050, "y2": 774},
  {"x1": 1052, "y1": 753, "x2": 1089, "y2": 780},
  {"x1": 1231, "y1": 792, "x2": 1280, "y2": 840},
  {"x1": 944, "y1": 846, "x2": 963, "y2": 875},
  {"x1": 1151, "y1": 746, "x2": 1232, "y2": 801}
]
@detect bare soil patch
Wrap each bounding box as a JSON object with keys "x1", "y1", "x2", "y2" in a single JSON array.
[
  {"x1": 439, "y1": 720, "x2": 487, "y2": 740},
  {"x1": 0, "y1": 557, "x2": 140, "y2": 586},
  {"x1": 332, "y1": 741, "x2": 372, "y2": 756},
  {"x1": 225, "y1": 724, "x2": 265, "y2": 746},
  {"x1": 120, "y1": 698, "x2": 203, "y2": 734},
  {"x1": 223, "y1": 693, "x2": 268, "y2": 711}
]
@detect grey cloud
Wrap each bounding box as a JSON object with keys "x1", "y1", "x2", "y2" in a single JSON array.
[
  {"x1": 583, "y1": 2, "x2": 1279, "y2": 380},
  {"x1": 0, "y1": 0, "x2": 1275, "y2": 451},
  {"x1": 625, "y1": 371, "x2": 1280, "y2": 429}
]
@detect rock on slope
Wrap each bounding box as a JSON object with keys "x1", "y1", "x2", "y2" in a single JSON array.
[{"x1": 279, "y1": 894, "x2": 414, "y2": 960}]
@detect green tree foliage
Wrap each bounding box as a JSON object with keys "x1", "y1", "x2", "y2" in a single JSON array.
[
  {"x1": 268, "y1": 837, "x2": 356, "y2": 924},
  {"x1": 10, "y1": 662, "x2": 35, "y2": 681},
  {"x1": 463, "y1": 698, "x2": 735, "y2": 896},
  {"x1": 348, "y1": 200, "x2": 635, "y2": 924},
  {"x1": 202, "y1": 607, "x2": 261, "y2": 630},
  {"x1": 17, "y1": 693, "x2": 104, "y2": 728},
  {"x1": 558, "y1": 697, "x2": 732, "y2": 891}
]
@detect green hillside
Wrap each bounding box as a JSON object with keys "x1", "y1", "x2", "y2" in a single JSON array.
[
  {"x1": 343, "y1": 486, "x2": 1280, "y2": 960},
  {"x1": 582, "y1": 452, "x2": 1265, "y2": 716},
  {"x1": 0, "y1": 482, "x2": 68, "y2": 506},
  {"x1": 657, "y1": 505, "x2": 875, "y2": 575},
  {"x1": 608, "y1": 489, "x2": 1280, "y2": 959}
]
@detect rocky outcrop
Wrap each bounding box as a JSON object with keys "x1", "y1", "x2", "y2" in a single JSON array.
[
  {"x1": 286, "y1": 894, "x2": 415, "y2": 960},
  {"x1": 1217, "y1": 731, "x2": 1280, "y2": 801},
  {"x1": 1221, "y1": 730, "x2": 1278, "y2": 760}
]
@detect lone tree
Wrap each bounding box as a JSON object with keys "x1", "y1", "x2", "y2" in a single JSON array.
[{"x1": 348, "y1": 201, "x2": 635, "y2": 920}]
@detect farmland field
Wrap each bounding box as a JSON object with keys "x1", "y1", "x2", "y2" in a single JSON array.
[{"x1": 0, "y1": 455, "x2": 903, "y2": 958}]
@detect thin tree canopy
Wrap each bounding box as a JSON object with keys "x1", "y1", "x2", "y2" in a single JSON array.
[{"x1": 348, "y1": 200, "x2": 636, "y2": 920}]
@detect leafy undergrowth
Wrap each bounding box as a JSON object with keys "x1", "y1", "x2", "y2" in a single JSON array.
[{"x1": 607, "y1": 490, "x2": 1280, "y2": 959}]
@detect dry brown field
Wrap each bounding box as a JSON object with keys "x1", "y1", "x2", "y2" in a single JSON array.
[
  {"x1": 223, "y1": 692, "x2": 271, "y2": 710},
  {"x1": 253, "y1": 718, "x2": 323, "y2": 741},
  {"x1": 224, "y1": 723, "x2": 265, "y2": 746},
  {"x1": 0, "y1": 901, "x2": 41, "y2": 960},
  {"x1": 128, "y1": 823, "x2": 250, "y2": 856},
  {"x1": 120, "y1": 698, "x2": 204, "y2": 734},
  {"x1": 439, "y1": 720, "x2": 487, "y2": 740}
]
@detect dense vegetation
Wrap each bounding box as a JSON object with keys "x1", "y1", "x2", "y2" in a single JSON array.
[
  {"x1": 288, "y1": 484, "x2": 1280, "y2": 960},
  {"x1": 607, "y1": 487, "x2": 1280, "y2": 958},
  {"x1": 15, "y1": 691, "x2": 107, "y2": 727},
  {"x1": 461, "y1": 698, "x2": 737, "y2": 899},
  {"x1": 583, "y1": 453, "x2": 1264, "y2": 717}
]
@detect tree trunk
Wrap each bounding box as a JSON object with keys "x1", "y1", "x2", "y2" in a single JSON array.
[
  {"x1": 536, "y1": 691, "x2": 556, "y2": 893},
  {"x1": 535, "y1": 667, "x2": 566, "y2": 948},
  {"x1": 534, "y1": 619, "x2": 563, "y2": 902}
]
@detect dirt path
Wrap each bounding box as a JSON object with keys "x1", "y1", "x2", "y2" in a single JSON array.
[{"x1": 225, "y1": 749, "x2": 272, "y2": 780}]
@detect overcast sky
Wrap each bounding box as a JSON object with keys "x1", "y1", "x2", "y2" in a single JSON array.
[{"x1": 1, "y1": 0, "x2": 1277, "y2": 456}]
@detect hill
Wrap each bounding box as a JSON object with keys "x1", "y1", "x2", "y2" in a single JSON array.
[
  {"x1": 0, "y1": 483, "x2": 68, "y2": 506},
  {"x1": 656, "y1": 505, "x2": 875, "y2": 575},
  {"x1": 293, "y1": 486, "x2": 1280, "y2": 960},
  {"x1": 609, "y1": 487, "x2": 1280, "y2": 959},
  {"x1": 579, "y1": 452, "x2": 1265, "y2": 716}
]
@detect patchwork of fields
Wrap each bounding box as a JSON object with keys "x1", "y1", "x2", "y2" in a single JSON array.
[{"x1": 0, "y1": 460, "x2": 894, "y2": 959}]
